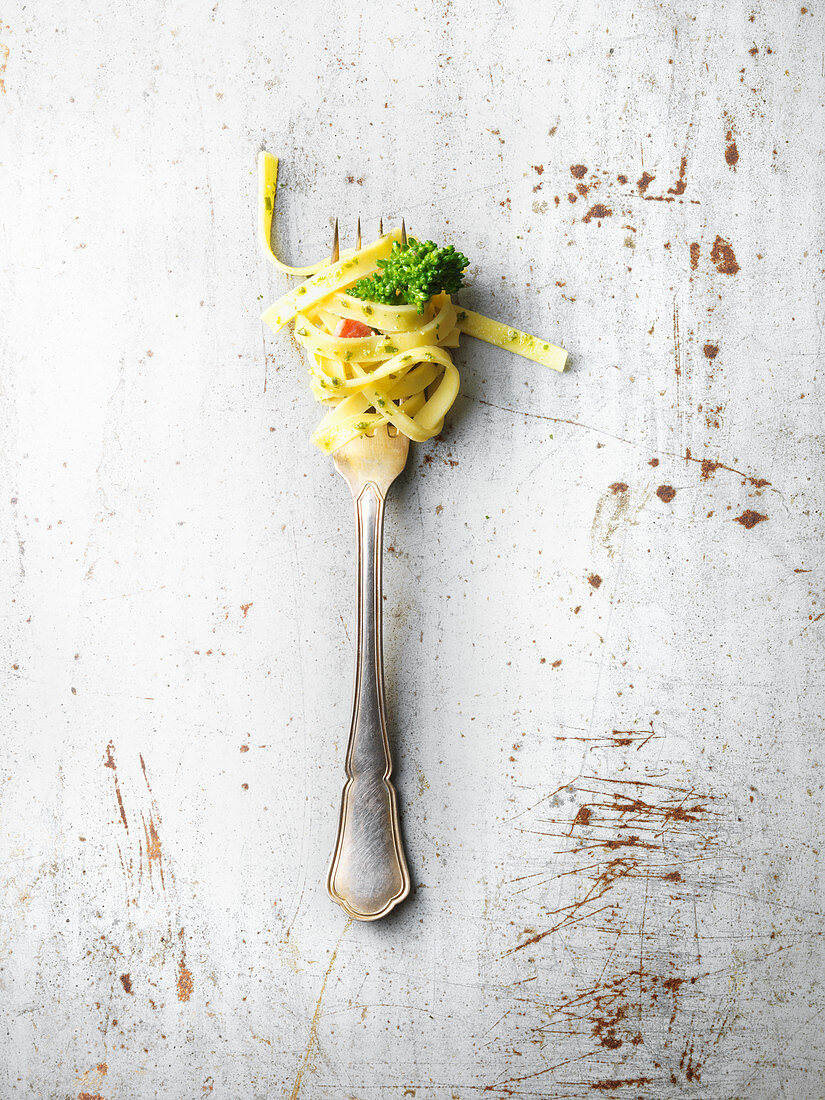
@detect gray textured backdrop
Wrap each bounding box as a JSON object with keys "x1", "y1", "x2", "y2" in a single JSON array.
[{"x1": 2, "y1": 0, "x2": 824, "y2": 1097}]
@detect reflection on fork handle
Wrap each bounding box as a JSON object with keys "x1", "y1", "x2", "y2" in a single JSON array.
[{"x1": 326, "y1": 479, "x2": 410, "y2": 921}]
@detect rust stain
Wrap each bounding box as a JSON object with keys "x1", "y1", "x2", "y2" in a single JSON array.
[
  {"x1": 703, "y1": 343, "x2": 719, "y2": 359},
  {"x1": 143, "y1": 815, "x2": 165, "y2": 888},
  {"x1": 289, "y1": 920, "x2": 352, "y2": 1100},
  {"x1": 684, "y1": 446, "x2": 769, "y2": 487},
  {"x1": 609, "y1": 482, "x2": 628, "y2": 494},
  {"x1": 572, "y1": 805, "x2": 592, "y2": 830},
  {"x1": 689, "y1": 242, "x2": 700, "y2": 269},
  {"x1": 119, "y1": 973, "x2": 133, "y2": 994},
  {"x1": 734, "y1": 509, "x2": 768, "y2": 529},
  {"x1": 588, "y1": 573, "x2": 603, "y2": 589},
  {"x1": 700, "y1": 459, "x2": 720, "y2": 480},
  {"x1": 648, "y1": 457, "x2": 659, "y2": 467},
  {"x1": 667, "y1": 155, "x2": 688, "y2": 196},
  {"x1": 104, "y1": 742, "x2": 129, "y2": 831},
  {"x1": 710, "y1": 234, "x2": 740, "y2": 274},
  {"x1": 177, "y1": 929, "x2": 194, "y2": 1002},
  {"x1": 240, "y1": 602, "x2": 253, "y2": 618},
  {"x1": 656, "y1": 485, "x2": 676, "y2": 503},
  {"x1": 96, "y1": 1065, "x2": 108, "y2": 1076},
  {"x1": 725, "y1": 133, "x2": 739, "y2": 168},
  {"x1": 590, "y1": 1080, "x2": 652, "y2": 1091},
  {"x1": 636, "y1": 171, "x2": 655, "y2": 194},
  {"x1": 570, "y1": 164, "x2": 588, "y2": 178},
  {"x1": 582, "y1": 203, "x2": 612, "y2": 224},
  {"x1": 78, "y1": 1095, "x2": 105, "y2": 1100},
  {"x1": 0, "y1": 43, "x2": 8, "y2": 95}
]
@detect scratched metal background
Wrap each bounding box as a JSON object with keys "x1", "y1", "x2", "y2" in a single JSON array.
[{"x1": 1, "y1": 0, "x2": 824, "y2": 1097}]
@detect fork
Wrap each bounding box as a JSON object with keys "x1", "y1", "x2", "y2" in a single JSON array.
[{"x1": 326, "y1": 217, "x2": 412, "y2": 921}]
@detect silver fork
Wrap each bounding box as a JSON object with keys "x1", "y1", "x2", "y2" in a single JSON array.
[{"x1": 326, "y1": 217, "x2": 412, "y2": 921}]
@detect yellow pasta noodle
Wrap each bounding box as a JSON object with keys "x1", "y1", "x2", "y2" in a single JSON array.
[{"x1": 258, "y1": 151, "x2": 568, "y2": 454}]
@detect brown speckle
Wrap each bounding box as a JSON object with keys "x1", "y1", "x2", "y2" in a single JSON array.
[
  {"x1": 725, "y1": 139, "x2": 739, "y2": 168},
  {"x1": 710, "y1": 234, "x2": 740, "y2": 275},
  {"x1": 637, "y1": 171, "x2": 655, "y2": 194},
  {"x1": 656, "y1": 485, "x2": 676, "y2": 503},
  {"x1": 617, "y1": 174, "x2": 628, "y2": 185},
  {"x1": 703, "y1": 343, "x2": 719, "y2": 359},
  {"x1": 119, "y1": 973, "x2": 133, "y2": 994},
  {"x1": 582, "y1": 203, "x2": 613, "y2": 224},
  {"x1": 609, "y1": 482, "x2": 629, "y2": 494},
  {"x1": 734, "y1": 509, "x2": 768, "y2": 529},
  {"x1": 240, "y1": 602, "x2": 253, "y2": 618},
  {"x1": 551, "y1": 659, "x2": 562, "y2": 668},
  {"x1": 532, "y1": 164, "x2": 544, "y2": 174},
  {"x1": 648, "y1": 457, "x2": 660, "y2": 467},
  {"x1": 689, "y1": 242, "x2": 700, "y2": 269},
  {"x1": 570, "y1": 164, "x2": 588, "y2": 178},
  {"x1": 588, "y1": 573, "x2": 603, "y2": 589}
]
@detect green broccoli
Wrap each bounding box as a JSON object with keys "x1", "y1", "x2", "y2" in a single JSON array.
[{"x1": 348, "y1": 237, "x2": 470, "y2": 313}]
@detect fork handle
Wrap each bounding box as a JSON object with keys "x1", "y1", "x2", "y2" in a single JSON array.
[{"x1": 326, "y1": 480, "x2": 411, "y2": 921}]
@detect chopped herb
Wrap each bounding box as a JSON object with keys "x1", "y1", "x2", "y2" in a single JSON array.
[
  {"x1": 383, "y1": 345, "x2": 399, "y2": 354},
  {"x1": 297, "y1": 286, "x2": 307, "y2": 295},
  {"x1": 456, "y1": 310, "x2": 467, "y2": 322}
]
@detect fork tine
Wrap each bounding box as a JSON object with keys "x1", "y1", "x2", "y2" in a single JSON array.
[
  {"x1": 379, "y1": 216, "x2": 384, "y2": 237},
  {"x1": 331, "y1": 217, "x2": 339, "y2": 263},
  {"x1": 401, "y1": 218, "x2": 407, "y2": 246},
  {"x1": 356, "y1": 216, "x2": 362, "y2": 251}
]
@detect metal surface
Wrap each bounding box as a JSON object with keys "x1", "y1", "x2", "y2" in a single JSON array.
[
  {"x1": 2, "y1": 0, "x2": 825, "y2": 1096},
  {"x1": 329, "y1": 427, "x2": 411, "y2": 920}
]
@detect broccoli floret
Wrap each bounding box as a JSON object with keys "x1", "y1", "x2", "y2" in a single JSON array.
[{"x1": 349, "y1": 237, "x2": 469, "y2": 313}]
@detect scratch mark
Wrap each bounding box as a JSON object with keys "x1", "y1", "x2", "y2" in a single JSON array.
[
  {"x1": 467, "y1": 396, "x2": 771, "y2": 487},
  {"x1": 290, "y1": 920, "x2": 352, "y2": 1099}
]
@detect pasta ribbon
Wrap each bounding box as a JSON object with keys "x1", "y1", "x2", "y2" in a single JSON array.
[{"x1": 258, "y1": 151, "x2": 568, "y2": 453}]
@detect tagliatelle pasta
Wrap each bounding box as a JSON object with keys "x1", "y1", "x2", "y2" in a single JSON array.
[{"x1": 258, "y1": 152, "x2": 568, "y2": 454}]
